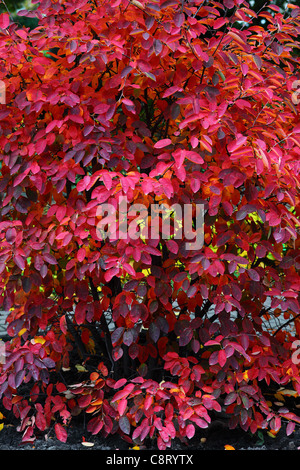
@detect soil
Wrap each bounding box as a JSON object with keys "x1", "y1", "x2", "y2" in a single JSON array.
[{"x1": 0, "y1": 416, "x2": 299, "y2": 451}]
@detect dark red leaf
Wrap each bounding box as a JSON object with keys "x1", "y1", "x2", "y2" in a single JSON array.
[
  {"x1": 36, "y1": 411, "x2": 47, "y2": 431},
  {"x1": 55, "y1": 423, "x2": 67, "y2": 443},
  {"x1": 179, "y1": 328, "x2": 193, "y2": 347},
  {"x1": 119, "y1": 416, "x2": 130, "y2": 435}
]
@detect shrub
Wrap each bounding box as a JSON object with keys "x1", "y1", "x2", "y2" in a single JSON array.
[{"x1": 0, "y1": 0, "x2": 300, "y2": 449}]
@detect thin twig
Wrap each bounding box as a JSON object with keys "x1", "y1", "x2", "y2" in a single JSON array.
[{"x1": 273, "y1": 313, "x2": 300, "y2": 337}]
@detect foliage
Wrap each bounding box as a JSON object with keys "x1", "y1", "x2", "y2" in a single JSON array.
[{"x1": 0, "y1": 0, "x2": 300, "y2": 449}]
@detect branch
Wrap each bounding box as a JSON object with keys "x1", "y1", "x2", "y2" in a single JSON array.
[
  {"x1": 273, "y1": 313, "x2": 300, "y2": 337},
  {"x1": 65, "y1": 313, "x2": 88, "y2": 359}
]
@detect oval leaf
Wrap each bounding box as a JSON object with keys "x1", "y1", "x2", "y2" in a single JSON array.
[
  {"x1": 55, "y1": 423, "x2": 67, "y2": 443},
  {"x1": 154, "y1": 138, "x2": 172, "y2": 149},
  {"x1": 119, "y1": 416, "x2": 130, "y2": 435}
]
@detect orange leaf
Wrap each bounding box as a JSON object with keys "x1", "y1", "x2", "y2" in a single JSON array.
[{"x1": 90, "y1": 372, "x2": 99, "y2": 381}]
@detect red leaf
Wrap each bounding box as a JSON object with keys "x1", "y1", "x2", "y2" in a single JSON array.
[
  {"x1": 122, "y1": 98, "x2": 135, "y2": 107},
  {"x1": 216, "y1": 231, "x2": 233, "y2": 247},
  {"x1": 154, "y1": 138, "x2": 172, "y2": 149},
  {"x1": 75, "y1": 303, "x2": 86, "y2": 325},
  {"x1": 104, "y1": 267, "x2": 120, "y2": 283},
  {"x1": 36, "y1": 411, "x2": 47, "y2": 431},
  {"x1": 186, "y1": 423, "x2": 195, "y2": 439},
  {"x1": 56, "y1": 206, "x2": 66, "y2": 222},
  {"x1": 94, "y1": 103, "x2": 110, "y2": 114},
  {"x1": 77, "y1": 247, "x2": 86, "y2": 262},
  {"x1": 166, "y1": 239, "x2": 178, "y2": 254},
  {"x1": 6, "y1": 227, "x2": 17, "y2": 244},
  {"x1": 14, "y1": 254, "x2": 25, "y2": 271},
  {"x1": 174, "y1": 12, "x2": 184, "y2": 28},
  {"x1": 22, "y1": 426, "x2": 35, "y2": 444},
  {"x1": 55, "y1": 423, "x2": 67, "y2": 443},
  {"x1": 218, "y1": 350, "x2": 227, "y2": 367},
  {"x1": 111, "y1": 388, "x2": 131, "y2": 403},
  {"x1": 114, "y1": 378, "x2": 127, "y2": 389},
  {"x1": 43, "y1": 253, "x2": 57, "y2": 265},
  {"x1": 129, "y1": 343, "x2": 139, "y2": 360},
  {"x1": 286, "y1": 421, "x2": 295, "y2": 436},
  {"x1": 78, "y1": 395, "x2": 92, "y2": 408},
  {"x1": 0, "y1": 13, "x2": 10, "y2": 29},
  {"x1": 16, "y1": 29, "x2": 27, "y2": 40},
  {"x1": 213, "y1": 17, "x2": 228, "y2": 29},
  {"x1": 87, "y1": 416, "x2": 103, "y2": 435},
  {"x1": 102, "y1": 172, "x2": 112, "y2": 190},
  {"x1": 45, "y1": 121, "x2": 57, "y2": 134},
  {"x1": 118, "y1": 398, "x2": 127, "y2": 416},
  {"x1": 184, "y1": 151, "x2": 204, "y2": 164}
]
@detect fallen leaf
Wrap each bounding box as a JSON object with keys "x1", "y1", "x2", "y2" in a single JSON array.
[{"x1": 82, "y1": 441, "x2": 95, "y2": 447}]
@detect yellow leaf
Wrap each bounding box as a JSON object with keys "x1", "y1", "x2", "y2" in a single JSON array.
[
  {"x1": 274, "y1": 393, "x2": 285, "y2": 402},
  {"x1": 131, "y1": 445, "x2": 140, "y2": 450},
  {"x1": 0, "y1": 412, "x2": 4, "y2": 420},
  {"x1": 279, "y1": 389, "x2": 297, "y2": 397},
  {"x1": 32, "y1": 336, "x2": 46, "y2": 345},
  {"x1": 75, "y1": 364, "x2": 88, "y2": 372},
  {"x1": 0, "y1": 423, "x2": 4, "y2": 431},
  {"x1": 224, "y1": 445, "x2": 235, "y2": 450},
  {"x1": 243, "y1": 370, "x2": 249, "y2": 381},
  {"x1": 18, "y1": 328, "x2": 27, "y2": 337},
  {"x1": 87, "y1": 338, "x2": 96, "y2": 355},
  {"x1": 90, "y1": 399, "x2": 103, "y2": 406},
  {"x1": 267, "y1": 431, "x2": 276, "y2": 438}
]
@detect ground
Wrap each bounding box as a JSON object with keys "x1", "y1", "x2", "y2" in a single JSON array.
[{"x1": 0, "y1": 417, "x2": 299, "y2": 451}]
